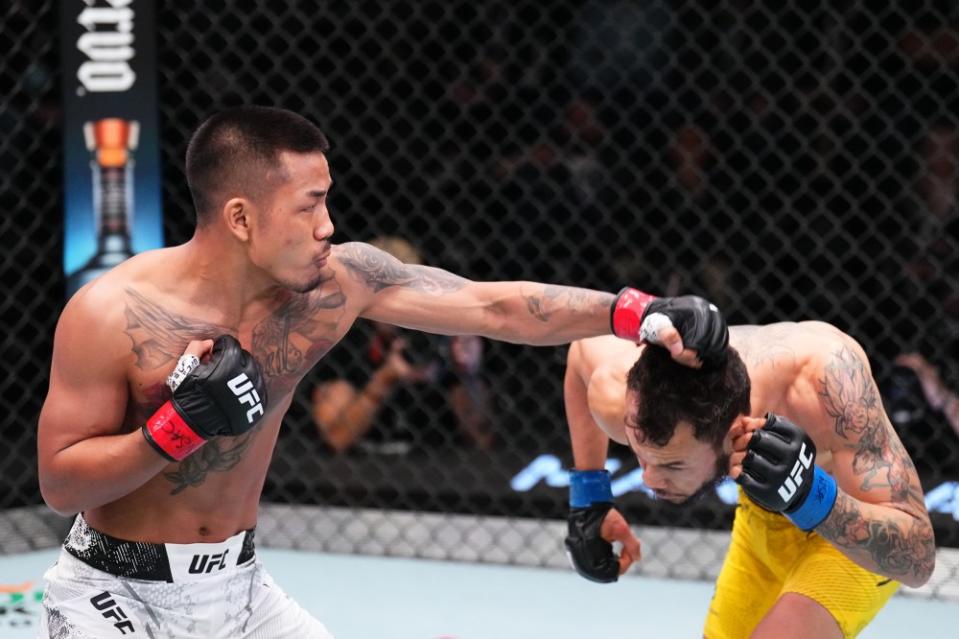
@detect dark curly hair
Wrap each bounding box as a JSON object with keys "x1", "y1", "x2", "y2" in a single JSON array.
[{"x1": 626, "y1": 345, "x2": 750, "y2": 448}]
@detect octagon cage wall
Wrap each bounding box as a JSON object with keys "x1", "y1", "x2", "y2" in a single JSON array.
[{"x1": 3, "y1": 0, "x2": 959, "y2": 599}]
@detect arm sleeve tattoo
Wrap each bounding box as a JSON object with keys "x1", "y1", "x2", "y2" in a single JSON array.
[{"x1": 814, "y1": 345, "x2": 935, "y2": 585}]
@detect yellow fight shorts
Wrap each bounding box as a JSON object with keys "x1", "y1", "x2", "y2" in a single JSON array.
[{"x1": 704, "y1": 490, "x2": 899, "y2": 638}]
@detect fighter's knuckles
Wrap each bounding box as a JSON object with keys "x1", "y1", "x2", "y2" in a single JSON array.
[{"x1": 184, "y1": 339, "x2": 214, "y2": 358}]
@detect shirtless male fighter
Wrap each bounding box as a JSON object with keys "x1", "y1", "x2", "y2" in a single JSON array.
[
  {"x1": 37, "y1": 105, "x2": 728, "y2": 638},
  {"x1": 563, "y1": 322, "x2": 935, "y2": 638}
]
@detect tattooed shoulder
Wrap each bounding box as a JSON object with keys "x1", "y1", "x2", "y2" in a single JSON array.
[
  {"x1": 733, "y1": 323, "x2": 797, "y2": 369},
  {"x1": 336, "y1": 242, "x2": 467, "y2": 294},
  {"x1": 817, "y1": 343, "x2": 921, "y2": 506},
  {"x1": 817, "y1": 345, "x2": 878, "y2": 439}
]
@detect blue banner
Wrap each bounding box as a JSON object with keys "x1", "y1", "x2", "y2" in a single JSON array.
[{"x1": 60, "y1": 0, "x2": 163, "y2": 297}]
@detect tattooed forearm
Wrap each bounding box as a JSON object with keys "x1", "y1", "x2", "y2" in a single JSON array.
[
  {"x1": 522, "y1": 286, "x2": 611, "y2": 323},
  {"x1": 817, "y1": 491, "x2": 936, "y2": 586},
  {"x1": 338, "y1": 243, "x2": 467, "y2": 294},
  {"x1": 524, "y1": 286, "x2": 563, "y2": 322},
  {"x1": 123, "y1": 288, "x2": 230, "y2": 370},
  {"x1": 163, "y1": 433, "x2": 257, "y2": 494}
]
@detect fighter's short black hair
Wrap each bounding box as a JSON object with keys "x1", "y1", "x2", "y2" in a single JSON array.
[{"x1": 185, "y1": 106, "x2": 330, "y2": 223}]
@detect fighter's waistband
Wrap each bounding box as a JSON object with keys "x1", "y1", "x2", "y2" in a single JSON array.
[{"x1": 63, "y1": 514, "x2": 256, "y2": 583}]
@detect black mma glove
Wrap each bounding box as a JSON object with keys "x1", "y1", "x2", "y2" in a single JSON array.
[
  {"x1": 143, "y1": 335, "x2": 269, "y2": 461},
  {"x1": 564, "y1": 469, "x2": 622, "y2": 583},
  {"x1": 737, "y1": 413, "x2": 838, "y2": 531},
  {"x1": 611, "y1": 288, "x2": 729, "y2": 368}
]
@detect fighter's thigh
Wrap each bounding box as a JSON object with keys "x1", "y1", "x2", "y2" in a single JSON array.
[
  {"x1": 40, "y1": 554, "x2": 206, "y2": 638},
  {"x1": 41, "y1": 585, "x2": 178, "y2": 639},
  {"x1": 776, "y1": 538, "x2": 898, "y2": 638},
  {"x1": 233, "y1": 562, "x2": 334, "y2": 639},
  {"x1": 703, "y1": 539, "x2": 781, "y2": 639},
  {"x1": 750, "y1": 592, "x2": 842, "y2": 639}
]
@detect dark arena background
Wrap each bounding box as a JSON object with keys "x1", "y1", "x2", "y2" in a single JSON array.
[{"x1": 2, "y1": 1, "x2": 959, "y2": 635}]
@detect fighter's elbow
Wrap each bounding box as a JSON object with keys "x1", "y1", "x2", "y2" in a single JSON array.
[
  {"x1": 39, "y1": 481, "x2": 80, "y2": 517},
  {"x1": 480, "y1": 301, "x2": 515, "y2": 343},
  {"x1": 907, "y1": 554, "x2": 936, "y2": 588},
  {"x1": 900, "y1": 536, "x2": 937, "y2": 588},
  {"x1": 901, "y1": 570, "x2": 932, "y2": 589}
]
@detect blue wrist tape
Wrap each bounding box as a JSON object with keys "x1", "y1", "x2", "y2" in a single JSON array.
[
  {"x1": 786, "y1": 466, "x2": 838, "y2": 531},
  {"x1": 569, "y1": 470, "x2": 613, "y2": 508}
]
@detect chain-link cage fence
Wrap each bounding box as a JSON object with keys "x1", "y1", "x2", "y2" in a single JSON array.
[{"x1": 3, "y1": 0, "x2": 959, "y2": 599}]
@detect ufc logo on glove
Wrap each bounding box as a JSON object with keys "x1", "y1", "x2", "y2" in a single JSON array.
[
  {"x1": 777, "y1": 442, "x2": 814, "y2": 503},
  {"x1": 142, "y1": 335, "x2": 269, "y2": 462},
  {"x1": 228, "y1": 373, "x2": 265, "y2": 423}
]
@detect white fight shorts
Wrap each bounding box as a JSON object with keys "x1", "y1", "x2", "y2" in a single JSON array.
[{"x1": 38, "y1": 515, "x2": 334, "y2": 639}]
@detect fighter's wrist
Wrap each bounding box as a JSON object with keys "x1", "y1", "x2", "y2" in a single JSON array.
[
  {"x1": 142, "y1": 400, "x2": 208, "y2": 462},
  {"x1": 610, "y1": 287, "x2": 656, "y2": 340},
  {"x1": 569, "y1": 469, "x2": 613, "y2": 508},
  {"x1": 784, "y1": 465, "x2": 838, "y2": 531}
]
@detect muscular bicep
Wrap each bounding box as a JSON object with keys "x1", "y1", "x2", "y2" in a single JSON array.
[
  {"x1": 816, "y1": 340, "x2": 926, "y2": 515},
  {"x1": 38, "y1": 300, "x2": 131, "y2": 467}
]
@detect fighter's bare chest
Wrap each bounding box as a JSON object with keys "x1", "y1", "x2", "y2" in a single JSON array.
[{"x1": 121, "y1": 285, "x2": 350, "y2": 420}]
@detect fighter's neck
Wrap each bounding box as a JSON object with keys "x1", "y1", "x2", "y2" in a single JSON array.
[{"x1": 139, "y1": 240, "x2": 286, "y2": 323}]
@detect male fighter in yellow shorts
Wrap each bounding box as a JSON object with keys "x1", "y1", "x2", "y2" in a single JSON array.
[{"x1": 563, "y1": 321, "x2": 935, "y2": 638}]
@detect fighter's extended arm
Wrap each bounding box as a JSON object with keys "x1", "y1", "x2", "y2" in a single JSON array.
[
  {"x1": 337, "y1": 242, "x2": 726, "y2": 365},
  {"x1": 564, "y1": 342, "x2": 611, "y2": 471},
  {"x1": 562, "y1": 341, "x2": 640, "y2": 583}
]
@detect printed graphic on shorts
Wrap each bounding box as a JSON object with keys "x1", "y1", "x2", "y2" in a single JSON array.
[{"x1": 90, "y1": 591, "x2": 136, "y2": 635}]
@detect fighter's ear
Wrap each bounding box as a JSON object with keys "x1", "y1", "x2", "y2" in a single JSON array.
[
  {"x1": 723, "y1": 415, "x2": 748, "y2": 454},
  {"x1": 223, "y1": 197, "x2": 252, "y2": 241}
]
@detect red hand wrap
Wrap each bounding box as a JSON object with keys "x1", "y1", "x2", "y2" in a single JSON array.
[
  {"x1": 610, "y1": 287, "x2": 656, "y2": 340},
  {"x1": 142, "y1": 400, "x2": 207, "y2": 462}
]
